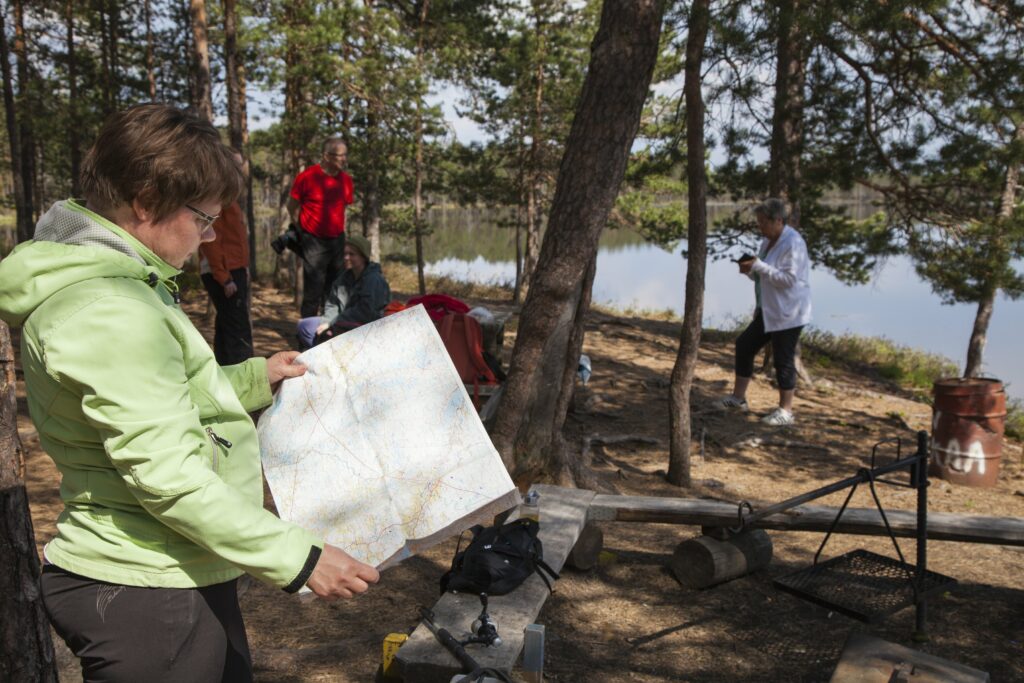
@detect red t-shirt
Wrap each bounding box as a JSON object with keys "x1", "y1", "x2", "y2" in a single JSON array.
[{"x1": 289, "y1": 164, "x2": 354, "y2": 239}]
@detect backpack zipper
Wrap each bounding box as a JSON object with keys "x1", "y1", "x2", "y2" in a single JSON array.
[{"x1": 205, "y1": 427, "x2": 233, "y2": 472}]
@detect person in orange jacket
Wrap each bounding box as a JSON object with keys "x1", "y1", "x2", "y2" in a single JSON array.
[{"x1": 200, "y1": 160, "x2": 253, "y2": 364}]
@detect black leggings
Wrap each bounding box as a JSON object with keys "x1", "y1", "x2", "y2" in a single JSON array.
[
  {"x1": 735, "y1": 310, "x2": 803, "y2": 391},
  {"x1": 201, "y1": 268, "x2": 253, "y2": 366},
  {"x1": 41, "y1": 565, "x2": 252, "y2": 683}
]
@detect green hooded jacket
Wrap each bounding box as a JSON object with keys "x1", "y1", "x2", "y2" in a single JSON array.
[{"x1": 0, "y1": 200, "x2": 320, "y2": 590}]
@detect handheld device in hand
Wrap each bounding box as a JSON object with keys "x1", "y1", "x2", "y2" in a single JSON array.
[{"x1": 733, "y1": 253, "x2": 756, "y2": 264}]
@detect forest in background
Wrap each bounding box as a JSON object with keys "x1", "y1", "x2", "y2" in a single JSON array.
[
  {"x1": 0, "y1": 0, "x2": 1021, "y2": 472},
  {"x1": 0, "y1": 1, "x2": 1021, "y2": 378}
]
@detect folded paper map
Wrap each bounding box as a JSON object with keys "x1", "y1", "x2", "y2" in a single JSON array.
[{"x1": 257, "y1": 305, "x2": 519, "y2": 570}]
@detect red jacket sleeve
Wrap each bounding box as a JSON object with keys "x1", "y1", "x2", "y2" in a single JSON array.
[{"x1": 199, "y1": 229, "x2": 230, "y2": 285}]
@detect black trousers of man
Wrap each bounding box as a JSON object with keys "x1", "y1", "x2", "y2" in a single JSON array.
[
  {"x1": 297, "y1": 230, "x2": 346, "y2": 318},
  {"x1": 201, "y1": 267, "x2": 253, "y2": 365}
]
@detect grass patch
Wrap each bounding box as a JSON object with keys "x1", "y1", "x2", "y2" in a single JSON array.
[
  {"x1": 1006, "y1": 398, "x2": 1024, "y2": 442},
  {"x1": 591, "y1": 301, "x2": 680, "y2": 322},
  {"x1": 801, "y1": 328, "x2": 959, "y2": 392}
]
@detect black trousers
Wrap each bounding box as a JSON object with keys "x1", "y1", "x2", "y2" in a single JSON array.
[
  {"x1": 735, "y1": 309, "x2": 804, "y2": 390},
  {"x1": 202, "y1": 269, "x2": 253, "y2": 365},
  {"x1": 298, "y1": 230, "x2": 345, "y2": 318},
  {"x1": 41, "y1": 565, "x2": 253, "y2": 683}
]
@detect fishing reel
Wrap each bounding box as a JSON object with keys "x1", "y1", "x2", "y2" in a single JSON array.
[{"x1": 462, "y1": 593, "x2": 502, "y2": 647}]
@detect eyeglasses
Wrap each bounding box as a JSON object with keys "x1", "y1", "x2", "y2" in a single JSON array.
[{"x1": 185, "y1": 204, "x2": 219, "y2": 231}]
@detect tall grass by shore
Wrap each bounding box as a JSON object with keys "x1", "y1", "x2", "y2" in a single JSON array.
[{"x1": 800, "y1": 328, "x2": 959, "y2": 391}]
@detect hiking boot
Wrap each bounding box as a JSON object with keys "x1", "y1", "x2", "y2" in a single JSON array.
[
  {"x1": 761, "y1": 407, "x2": 795, "y2": 426},
  {"x1": 713, "y1": 395, "x2": 748, "y2": 411}
]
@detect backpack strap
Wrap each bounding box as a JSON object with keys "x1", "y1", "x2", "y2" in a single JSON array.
[
  {"x1": 534, "y1": 557, "x2": 560, "y2": 592},
  {"x1": 439, "y1": 312, "x2": 455, "y2": 345},
  {"x1": 461, "y1": 314, "x2": 498, "y2": 384}
]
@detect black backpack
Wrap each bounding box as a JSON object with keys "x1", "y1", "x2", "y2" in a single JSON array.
[{"x1": 440, "y1": 519, "x2": 559, "y2": 596}]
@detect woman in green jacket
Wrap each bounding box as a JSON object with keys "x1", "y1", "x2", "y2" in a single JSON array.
[{"x1": 0, "y1": 104, "x2": 378, "y2": 682}]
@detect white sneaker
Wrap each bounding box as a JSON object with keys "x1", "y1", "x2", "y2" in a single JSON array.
[
  {"x1": 761, "y1": 408, "x2": 795, "y2": 426},
  {"x1": 713, "y1": 395, "x2": 748, "y2": 411}
]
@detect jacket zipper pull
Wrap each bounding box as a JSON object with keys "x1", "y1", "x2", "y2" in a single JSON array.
[{"x1": 205, "y1": 427, "x2": 233, "y2": 449}]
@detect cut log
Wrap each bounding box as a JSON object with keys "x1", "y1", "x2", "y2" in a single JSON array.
[
  {"x1": 566, "y1": 522, "x2": 604, "y2": 571},
  {"x1": 670, "y1": 530, "x2": 773, "y2": 589},
  {"x1": 588, "y1": 494, "x2": 1024, "y2": 547}
]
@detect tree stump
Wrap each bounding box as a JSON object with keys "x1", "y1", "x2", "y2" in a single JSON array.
[
  {"x1": 670, "y1": 529, "x2": 773, "y2": 589},
  {"x1": 1, "y1": 322, "x2": 59, "y2": 681},
  {"x1": 565, "y1": 522, "x2": 603, "y2": 571}
]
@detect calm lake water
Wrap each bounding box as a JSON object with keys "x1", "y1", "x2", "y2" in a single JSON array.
[{"x1": 392, "y1": 210, "x2": 1024, "y2": 401}]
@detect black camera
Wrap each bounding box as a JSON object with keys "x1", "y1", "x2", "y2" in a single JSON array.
[{"x1": 271, "y1": 223, "x2": 303, "y2": 256}]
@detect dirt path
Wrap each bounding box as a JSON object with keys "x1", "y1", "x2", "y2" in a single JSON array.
[{"x1": 19, "y1": 282, "x2": 1024, "y2": 682}]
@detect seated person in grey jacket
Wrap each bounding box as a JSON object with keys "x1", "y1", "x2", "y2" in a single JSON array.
[{"x1": 297, "y1": 233, "x2": 391, "y2": 348}]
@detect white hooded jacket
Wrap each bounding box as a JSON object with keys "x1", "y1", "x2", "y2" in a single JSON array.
[{"x1": 749, "y1": 225, "x2": 812, "y2": 332}]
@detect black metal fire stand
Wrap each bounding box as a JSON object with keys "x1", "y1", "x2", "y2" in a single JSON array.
[{"x1": 733, "y1": 431, "x2": 955, "y2": 638}]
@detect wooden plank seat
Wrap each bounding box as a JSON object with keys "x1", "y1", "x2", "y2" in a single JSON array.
[
  {"x1": 394, "y1": 485, "x2": 595, "y2": 682},
  {"x1": 588, "y1": 494, "x2": 1024, "y2": 547}
]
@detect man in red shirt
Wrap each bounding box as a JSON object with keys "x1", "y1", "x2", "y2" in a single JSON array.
[{"x1": 286, "y1": 137, "x2": 355, "y2": 317}]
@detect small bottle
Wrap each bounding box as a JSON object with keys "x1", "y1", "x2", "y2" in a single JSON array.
[{"x1": 520, "y1": 490, "x2": 540, "y2": 523}]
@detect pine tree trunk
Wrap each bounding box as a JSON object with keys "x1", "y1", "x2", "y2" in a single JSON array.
[
  {"x1": 240, "y1": 74, "x2": 256, "y2": 277},
  {"x1": 224, "y1": 0, "x2": 257, "y2": 278},
  {"x1": 963, "y1": 291, "x2": 994, "y2": 378},
  {"x1": 190, "y1": 0, "x2": 213, "y2": 121},
  {"x1": 282, "y1": 1, "x2": 306, "y2": 303},
  {"x1": 144, "y1": 0, "x2": 156, "y2": 98},
  {"x1": 0, "y1": 322, "x2": 59, "y2": 682},
  {"x1": 963, "y1": 122, "x2": 1023, "y2": 378},
  {"x1": 99, "y1": 4, "x2": 112, "y2": 113},
  {"x1": 768, "y1": 0, "x2": 807, "y2": 227},
  {"x1": 0, "y1": 9, "x2": 31, "y2": 245},
  {"x1": 513, "y1": 189, "x2": 525, "y2": 305},
  {"x1": 522, "y1": 8, "x2": 547, "y2": 292},
  {"x1": 13, "y1": 0, "x2": 36, "y2": 236},
  {"x1": 66, "y1": 1, "x2": 82, "y2": 197},
  {"x1": 360, "y1": 0, "x2": 383, "y2": 261},
  {"x1": 523, "y1": 186, "x2": 539, "y2": 290},
  {"x1": 108, "y1": 0, "x2": 121, "y2": 109},
  {"x1": 361, "y1": 164, "x2": 382, "y2": 260},
  {"x1": 667, "y1": 0, "x2": 710, "y2": 488},
  {"x1": 491, "y1": 0, "x2": 665, "y2": 480},
  {"x1": 412, "y1": 0, "x2": 431, "y2": 296}
]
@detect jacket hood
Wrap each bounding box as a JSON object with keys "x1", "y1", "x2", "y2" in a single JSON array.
[{"x1": 0, "y1": 200, "x2": 181, "y2": 326}]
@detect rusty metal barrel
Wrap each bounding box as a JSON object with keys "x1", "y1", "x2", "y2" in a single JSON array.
[{"x1": 930, "y1": 377, "x2": 1006, "y2": 487}]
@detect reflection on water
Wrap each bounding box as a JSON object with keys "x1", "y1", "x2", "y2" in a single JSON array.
[{"x1": 383, "y1": 207, "x2": 1023, "y2": 400}]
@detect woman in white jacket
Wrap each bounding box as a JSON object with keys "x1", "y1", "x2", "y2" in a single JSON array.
[{"x1": 716, "y1": 198, "x2": 811, "y2": 425}]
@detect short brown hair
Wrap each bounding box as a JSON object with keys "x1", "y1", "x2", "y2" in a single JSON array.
[{"x1": 81, "y1": 103, "x2": 242, "y2": 222}]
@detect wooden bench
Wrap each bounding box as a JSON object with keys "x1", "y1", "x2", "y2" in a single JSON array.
[
  {"x1": 394, "y1": 485, "x2": 595, "y2": 682},
  {"x1": 392, "y1": 487, "x2": 1021, "y2": 680},
  {"x1": 587, "y1": 494, "x2": 1024, "y2": 546}
]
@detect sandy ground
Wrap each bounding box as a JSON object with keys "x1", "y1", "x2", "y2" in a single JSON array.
[{"x1": 17, "y1": 282, "x2": 1024, "y2": 682}]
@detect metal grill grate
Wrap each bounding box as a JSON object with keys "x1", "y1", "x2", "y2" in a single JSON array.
[{"x1": 773, "y1": 549, "x2": 957, "y2": 623}]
